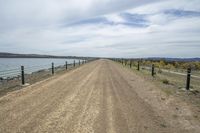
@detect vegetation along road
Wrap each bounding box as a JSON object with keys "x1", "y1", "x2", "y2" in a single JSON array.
[{"x1": 0, "y1": 59, "x2": 199, "y2": 133}]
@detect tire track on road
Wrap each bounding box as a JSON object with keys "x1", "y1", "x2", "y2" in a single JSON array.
[
  {"x1": 0, "y1": 61, "x2": 99, "y2": 132},
  {"x1": 34, "y1": 63, "x2": 101, "y2": 133},
  {"x1": 108, "y1": 62, "x2": 171, "y2": 133},
  {"x1": 65, "y1": 62, "x2": 103, "y2": 133}
]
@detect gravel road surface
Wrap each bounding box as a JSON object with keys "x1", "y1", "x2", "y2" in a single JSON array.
[{"x1": 0, "y1": 59, "x2": 199, "y2": 133}]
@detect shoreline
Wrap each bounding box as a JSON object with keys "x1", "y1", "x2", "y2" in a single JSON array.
[{"x1": 0, "y1": 64, "x2": 76, "y2": 97}]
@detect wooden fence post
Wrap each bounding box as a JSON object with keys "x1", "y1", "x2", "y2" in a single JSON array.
[
  {"x1": 52, "y1": 63, "x2": 54, "y2": 75},
  {"x1": 21, "y1": 66, "x2": 25, "y2": 85},
  {"x1": 152, "y1": 64, "x2": 155, "y2": 77},
  {"x1": 137, "y1": 61, "x2": 140, "y2": 71},
  {"x1": 66, "y1": 61, "x2": 68, "y2": 70},
  {"x1": 73, "y1": 60, "x2": 75, "y2": 67},
  {"x1": 186, "y1": 67, "x2": 191, "y2": 90}
]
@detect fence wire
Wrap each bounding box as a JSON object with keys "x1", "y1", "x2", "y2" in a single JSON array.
[
  {"x1": 114, "y1": 59, "x2": 200, "y2": 91},
  {"x1": 0, "y1": 59, "x2": 89, "y2": 95}
]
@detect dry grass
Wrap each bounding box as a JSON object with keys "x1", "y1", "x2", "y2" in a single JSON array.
[{"x1": 118, "y1": 62, "x2": 200, "y2": 110}]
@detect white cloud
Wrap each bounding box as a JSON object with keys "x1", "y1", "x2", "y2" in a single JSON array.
[
  {"x1": 105, "y1": 14, "x2": 125, "y2": 24},
  {"x1": 0, "y1": 0, "x2": 200, "y2": 57}
]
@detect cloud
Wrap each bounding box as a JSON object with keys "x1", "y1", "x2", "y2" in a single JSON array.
[
  {"x1": 0, "y1": 0, "x2": 159, "y2": 29},
  {"x1": 0, "y1": 0, "x2": 200, "y2": 58}
]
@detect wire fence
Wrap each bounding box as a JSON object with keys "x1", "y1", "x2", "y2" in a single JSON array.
[
  {"x1": 0, "y1": 59, "x2": 90, "y2": 96},
  {"x1": 113, "y1": 59, "x2": 200, "y2": 91}
]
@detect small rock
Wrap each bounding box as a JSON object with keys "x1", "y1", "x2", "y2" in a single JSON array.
[
  {"x1": 161, "y1": 97, "x2": 165, "y2": 101},
  {"x1": 160, "y1": 123, "x2": 167, "y2": 128}
]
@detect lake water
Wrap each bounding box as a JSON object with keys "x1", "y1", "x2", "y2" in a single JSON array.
[{"x1": 0, "y1": 58, "x2": 81, "y2": 78}]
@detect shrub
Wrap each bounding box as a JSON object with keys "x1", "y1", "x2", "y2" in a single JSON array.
[
  {"x1": 158, "y1": 69, "x2": 162, "y2": 73},
  {"x1": 162, "y1": 79, "x2": 169, "y2": 84}
]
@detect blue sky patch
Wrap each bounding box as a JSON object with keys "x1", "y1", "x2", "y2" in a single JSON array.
[
  {"x1": 120, "y1": 12, "x2": 149, "y2": 27},
  {"x1": 164, "y1": 9, "x2": 200, "y2": 17},
  {"x1": 68, "y1": 17, "x2": 112, "y2": 26},
  {"x1": 68, "y1": 13, "x2": 149, "y2": 28}
]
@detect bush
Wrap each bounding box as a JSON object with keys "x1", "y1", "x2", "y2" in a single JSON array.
[
  {"x1": 158, "y1": 69, "x2": 162, "y2": 73},
  {"x1": 162, "y1": 79, "x2": 169, "y2": 84}
]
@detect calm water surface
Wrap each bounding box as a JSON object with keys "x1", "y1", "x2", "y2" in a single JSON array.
[{"x1": 0, "y1": 58, "x2": 80, "y2": 78}]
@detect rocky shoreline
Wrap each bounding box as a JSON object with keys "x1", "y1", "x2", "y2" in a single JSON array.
[{"x1": 0, "y1": 64, "x2": 75, "y2": 96}]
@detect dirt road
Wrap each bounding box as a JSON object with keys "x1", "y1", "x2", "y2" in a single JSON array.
[{"x1": 0, "y1": 59, "x2": 199, "y2": 133}]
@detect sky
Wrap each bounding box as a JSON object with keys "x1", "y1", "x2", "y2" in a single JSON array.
[{"x1": 0, "y1": 0, "x2": 200, "y2": 58}]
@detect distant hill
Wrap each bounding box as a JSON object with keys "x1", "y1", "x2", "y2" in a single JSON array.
[
  {"x1": 0, "y1": 52, "x2": 90, "y2": 59},
  {"x1": 1, "y1": 52, "x2": 199, "y2": 62}
]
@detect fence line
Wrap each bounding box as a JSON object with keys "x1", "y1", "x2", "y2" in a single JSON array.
[
  {"x1": 113, "y1": 59, "x2": 200, "y2": 91},
  {"x1": 141, "y1": 66, "x2": 200, "y2": 79},
  {"x1": 0, "y1": 59, "x2": 89, "y2": 85}
]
